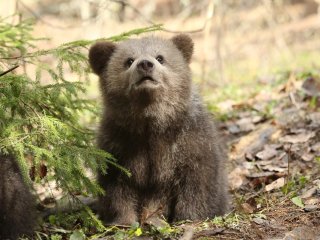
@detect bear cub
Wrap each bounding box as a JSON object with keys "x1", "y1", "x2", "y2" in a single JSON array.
[
  {"x1": 89, "y1": 34, "x2": 229, "y2": 224},
  {"x1": 0, "y1": 154, "x2": 37, "y2": 239}
]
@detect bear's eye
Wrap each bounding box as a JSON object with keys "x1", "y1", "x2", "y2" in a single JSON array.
[
  {"x1": 125, "y1": 58, "x2": 134, "y2": 68},
  {"x1": 156, "y1": 55, "x2": 164, "y2": 64}
]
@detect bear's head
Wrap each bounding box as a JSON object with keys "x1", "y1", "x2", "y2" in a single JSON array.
[{"x1": 89, "y1": 34, "x2": 194, "y2": 123}]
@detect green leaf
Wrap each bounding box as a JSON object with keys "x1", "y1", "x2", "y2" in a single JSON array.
[
  {"x1": 69, "y1": 230, "x2": 85, "y2": 240},
  {"x1": 134, "y1": 228, "x2": 143, "y2": 236},
  {"x1": 48, "y1": 215, "x2": 57, "y2": 225},
  {"x1": 291, "y1": 196, "x2": 304, "y2": 208}
]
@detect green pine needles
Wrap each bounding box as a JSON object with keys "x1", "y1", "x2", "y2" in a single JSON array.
[{"x1": 0, "y1": 16, "x2": 162, "y2": 196}]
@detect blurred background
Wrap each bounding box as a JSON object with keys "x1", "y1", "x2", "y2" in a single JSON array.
[{"x1": 1, "y1": 0, "x2": 320, "y2": 102}]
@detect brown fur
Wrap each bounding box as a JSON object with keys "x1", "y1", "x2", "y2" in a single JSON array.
[
  {"x1": 89, "y1": 34, "x2": 229, "y2": 224},
  {"x1": 0, "y1": 154, "x2": 37, "y2": 239}
]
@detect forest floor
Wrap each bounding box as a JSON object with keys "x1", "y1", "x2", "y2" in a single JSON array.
[{"x1": 181, "y1": 71, "x2": 320, "y2": 240}]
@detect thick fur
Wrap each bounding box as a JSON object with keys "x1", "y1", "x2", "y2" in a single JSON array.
[
  {"x1": 0, "y1": 154, "x2": 37, "y2": 239},
  {"x1": 89, "y1": 34, "x2": 229, "y2": 224}
]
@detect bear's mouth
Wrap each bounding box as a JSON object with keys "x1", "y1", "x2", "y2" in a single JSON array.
[{"x1": 136, "y1": 76, "x2": 158, "y2": 85}]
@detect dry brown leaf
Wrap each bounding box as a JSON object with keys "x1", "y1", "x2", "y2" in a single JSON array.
[
  {"x1": 280, "y1": 131, "x2": 316, "y2": 144},
  {"x1": 241, "y1": 202, "x2": 255, "y2": 214},
  {"x1": 261, "y1": 165, "x2": 287, "y2": 172},
  {"x1": 256, "y1": 147, "x2": 278, "y2": 160},
  {"x1": 193, "y1": 228, "x2": 225, "y2": 239},
  {"x1": 252, "y1": 217, "x2": 269, "y2": 225},
  {"x1": 255, "y1": 160, "x2": 273, "y2": 166},
  {"x1": 305, "y1": 198, "x2": 320, "y2": 205},
  {"x1": 248, "y1": 172, "x2": 276, "y2": 178},
  {"x1": 178, "y1": 226, "x2": 194, "y2": 240},
  {"x1": 216, "y1": 99, "x2": 235, "y2": 112},
  {"x1": 282, "y1": 226, "x2": 320, "y2": 240},
  {"x1": 265, "y1": 177, "x2": 285, "y2": 192},
  {"x1": 231, "y1": 123, "x2": 276, "y2": 159},
  {"x1": 236, "y1": 117, "x2": 255, "y2": 132},
  {"x1": 301, "y1": 153, "x2": 314, "y2": 162},
  {"x1": 228, "y1": 166, "x2": 250, "y2": 190},
  {"x1": 144, "y1": 216, "x2": 167, "y2": 229},
  {"x1": 301, "y1": 186, "x2": 318, "y2": 199},
  {"x1": 276, "y1": 107, "x2": 304, "y2": 127},
  {"x1": 304, "y1": 204, "x2": 319, "y2": 212},
  {"x1": 227, "y1": 122, "x2": 241, "y2": 134},
  {"x1": 311, "y1": 142, "x2": 320, "y2": 153},
  {"x1": 309, "y1": 112, "x2": 320, "y2": 125},
  {"x1": 301, "y1": 76, "x2": 320, "y2": 97}
]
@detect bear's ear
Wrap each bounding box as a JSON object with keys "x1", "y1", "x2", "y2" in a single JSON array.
[
  {"x1": 171, "y1": 34, "x2": 194, "y2": 63},
  {"x1": 89, "y1": 41, "x2": 116, "y2": 75}
]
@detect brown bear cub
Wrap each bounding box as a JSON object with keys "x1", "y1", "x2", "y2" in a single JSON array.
[
  {"x1": 0, "y1": 154, "x2": 37, "y2": 239},
  {"x1": 89, "y1": 34, "x2": 229, "y2": 224}
]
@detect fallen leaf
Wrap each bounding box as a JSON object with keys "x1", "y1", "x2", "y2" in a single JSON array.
[
  {"x1": 311, "y1": 142, "x2": 320, "y2": 153},
  {"x1": 216, "y1": 100, "x2": 235, "y2": 112},
  {"x1": 304, "y1": 204, "x2": 319, "y2": 212},
  {"x1": 289, "y1": 128, "x2": 308, "y2": 134},
  {"x1": 252, "y1": 217, "x2": 269, "y2": 225},
  {"x1": 309, "y1": 112, "x2": 320, "y2": 125},
  {"x1": 276, "y1": 107, "x2": 304, "y2": 127},
  {"x1": 231, "y1": 124, "x2": 276, "y2": 159},
  {"x1": 252, "y1": 115, "x2": 264, "y2": 124},
  {"x1": 245, "y1": 152, "x2": 255, "y2": 161},
  {"x1": 261, "y1": 165, "x2": 287, "y2": 172},
  {"x1": 301, "y1": 76, "x2": 320, "y2": 97},
  {"x1": 282, "y1": 226, "x2": 320, "y2": 240},
  {"x1": 193, "y1": 228, "x2": 225, "y2": 239},
  {"x1": 228, "y1": 167, "x2": 250, "y2": 190},
  {"x1": 236, "y1": 117, "x2": 255, "y2": 132},
  {"x1": 248, "y1": 172, "x2": 276, "y2": 178},
  {"x1": 280, "y1": 131, "x2": 316, "y2": 144},
  {"x1": 305, "y1": 198, "x2": 320, "y2": 205},
  {"x1": 256, "y1": 147, "x2": 278, "y2": 160},
  {"x1": 227, "y1": 123, "x2": 241, "y2": 134},
  {"x1": 313, "y1": 179, "x2": 320, "y2": 186},
  {"x1": 145, "y1": 216, "x2": 168, "y2": 229},
  {"x1": 265, "y1": 177, "x2": 285, "y2": 191},
  {"x1": 241, "y1": 203, "x2": 255, "y2": 214},
  {"x1": 291, "y1": 196, "x2": 304, "y2": 208},
  {"x1": 301, "y1": 186, "x2": 317, "y2": 199},
  {"x1": 301, "y1": 153, "x2": 314, "y2": 162},
  {"x1": 255, "y1": 160, "x2": 273, "y2": 166},
  {"x1": 179, "y1": 226, "x2": 194, "y2": 240}
]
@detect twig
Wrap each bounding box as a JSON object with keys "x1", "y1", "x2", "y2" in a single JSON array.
[
  {"x1": 17, "y1": 0, "x2": 212, "y2": 34},
  {"x1": 200, "y1": 0, "x2": 215, "y2": 89},
  {"x1": 215, "y1": 0, "x2": 225, "y2": 84},
  {"x1": 289, "y1": 92, "x2": 300, "y2": 109},
  {"x1": 107, "y1": 0, "x2": 214, "y2": 34},
  {"x1": 0, "y1": 65, "x2": 19, "y2": 77},
  {"x1": 285, "y1": 143, "x2": 292, "y2": 194},
  {"x1": 261, "y1": 0, "x2": 291, "y2": 54},
  {"x1": 17, "y1": 0, "x2": 80, "y2": 29}
]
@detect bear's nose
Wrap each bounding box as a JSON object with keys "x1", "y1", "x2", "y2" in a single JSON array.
[{"x1": 137, "y1": 60, "x2": 154, "y2": 73}]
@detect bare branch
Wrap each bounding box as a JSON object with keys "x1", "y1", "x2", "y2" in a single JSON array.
[
  {"x1": 0, "y1": 65, "x2": 19, "y2": 77},
  {"x1": 108, "y1": 0, "x2": 213, "y2": 34}
]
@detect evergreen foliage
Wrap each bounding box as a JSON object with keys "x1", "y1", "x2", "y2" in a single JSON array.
[{"x1": 0, "y1": 15, "x2": 162, "y2": 196}]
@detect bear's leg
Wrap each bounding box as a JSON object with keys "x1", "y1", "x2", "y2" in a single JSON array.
[
  {"x1": 98, "y1": 183, "x2": 138, "y2": 225},
  {"x1": 172, "y1": 174, "x2": 222, "y2": 221},
  {"x1": 0, "y1": 155, "x2": 37, "y2": 239}
]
